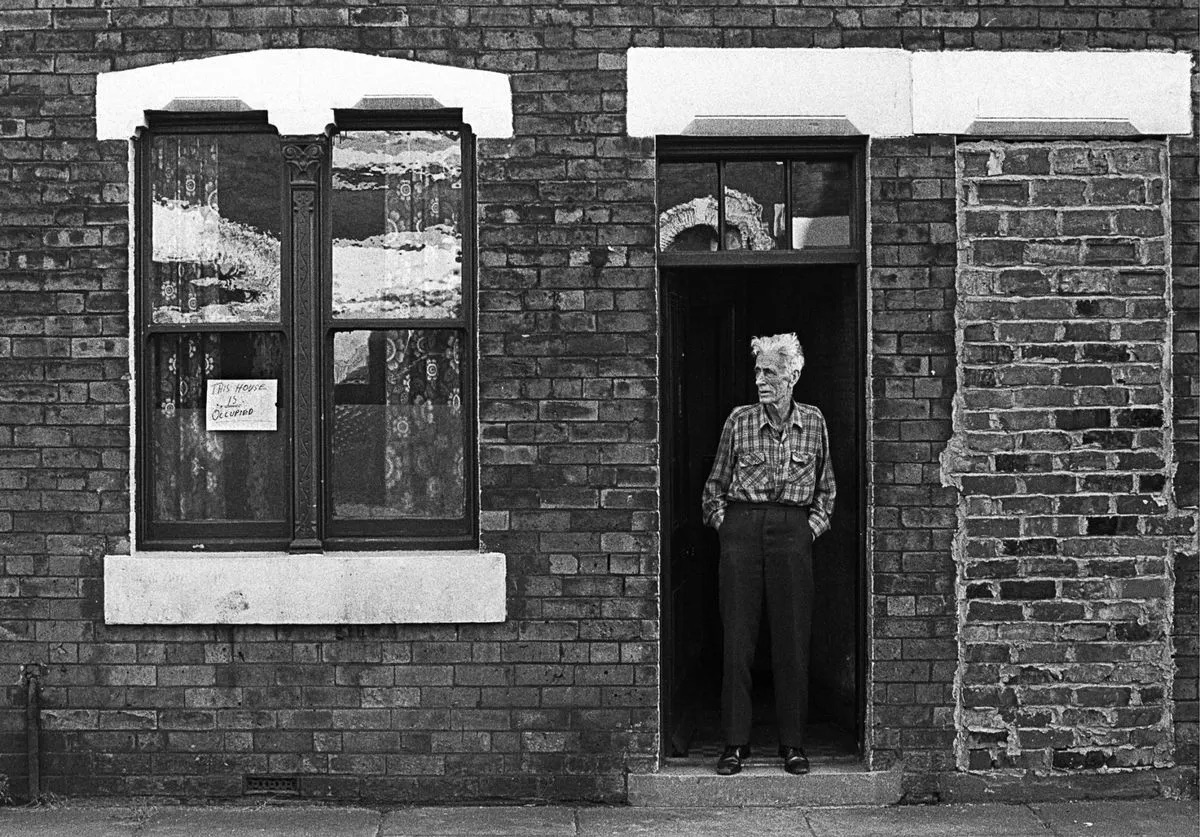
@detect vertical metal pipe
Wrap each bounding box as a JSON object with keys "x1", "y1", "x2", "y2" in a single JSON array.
[{"x1": 22, "y1": 665, "x2": 41, "y2": 801}]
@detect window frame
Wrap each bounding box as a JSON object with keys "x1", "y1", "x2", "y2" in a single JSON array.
[
  {"x1": 655, "y1": 137, "x2": 867, "y2": 267},
  {"x1": 321, "y1": 110, "x2": 478, "y2": 551},
  {"x1": 134, "y1": 109, "x2": 479, "y2": 552}
]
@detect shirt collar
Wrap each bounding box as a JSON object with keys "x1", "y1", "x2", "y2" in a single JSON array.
[{"x1": 757, "y1": 401, "x2": 802, "y2": 430}]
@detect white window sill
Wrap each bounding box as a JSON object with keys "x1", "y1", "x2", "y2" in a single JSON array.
[{"x1": 103, "y1": 550, "x2": 506, "y2": 625}]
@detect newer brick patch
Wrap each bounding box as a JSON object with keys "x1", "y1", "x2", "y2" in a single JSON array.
[{"x1": 947, "y1": 140, "x2": 1191, "y2": 773}]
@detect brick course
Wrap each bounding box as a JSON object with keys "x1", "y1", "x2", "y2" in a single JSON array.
[{"x1": 0, "y1": 0, "x2": 1196, "y2": 804}]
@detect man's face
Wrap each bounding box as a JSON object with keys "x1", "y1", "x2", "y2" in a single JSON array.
[{"x1": 754, "y1": 351, "x2": 799, "y2": 409}]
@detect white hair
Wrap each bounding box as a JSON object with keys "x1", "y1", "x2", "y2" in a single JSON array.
[{"x1": 750, "y1": 332, "x2": 805, "y2": 376}]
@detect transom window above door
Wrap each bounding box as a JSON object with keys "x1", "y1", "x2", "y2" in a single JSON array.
[{"x1": 656, "y1": 139, "x2": 865, "y2": 265}]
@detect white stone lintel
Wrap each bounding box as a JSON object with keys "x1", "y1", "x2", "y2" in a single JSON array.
[
  {"x1": 911, "y1": 51, "x2": 1193, "y2": 137},
  {"x1": 628, "y1": 47, "x2": 913, "y2": 138},
  {"x1": 627, "y1": 48, "x2": 1194, "y2": 138},
  {"x1": 95, "y1": 49, "x2": 514, "y2": 139},
  {"x1": 104, "y1": 551, "x2": 507, "y2": 625}
]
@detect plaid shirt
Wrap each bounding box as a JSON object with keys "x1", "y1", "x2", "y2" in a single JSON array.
[{"x1": 702, "y1": 401, "x2": 836, "y2": 538}]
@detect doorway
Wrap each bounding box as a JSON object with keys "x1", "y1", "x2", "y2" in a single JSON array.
[{"x1": 661, "y1": 265, "x2": 865, "y2": 762}]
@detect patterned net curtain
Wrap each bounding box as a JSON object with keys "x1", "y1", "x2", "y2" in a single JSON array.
[
  {"x1": 380, "y1": 135, "x2": 460, "y2": 319},
  {"x1": 332, "y1": 329, "x2": 464, "y2": 520},
  {"x1": 382, "y1": 330, "x2": 464, "y2": 518},
  {"x1": 152, "y1": 333, "x2": 284, "y2": 523},
  {"x1": 380, "y1": 135, "x2": 463, "y2": 519},
  {"x1": 152, "y1": 333, "x2": 225, "y2": 521},
  {"x1": 152, "y1": 136, "x2": 221, "y2": 318},
  {"x1": 384, "y1": 147, "x2": 458, "y2": 237},
  {"x1": 152, "y1": 138, "x2": 226, "y2": 522}
]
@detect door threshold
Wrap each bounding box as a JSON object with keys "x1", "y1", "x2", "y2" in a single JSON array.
[{"x1": 629, "y1": 760, "x2": 902, "y2": 807}]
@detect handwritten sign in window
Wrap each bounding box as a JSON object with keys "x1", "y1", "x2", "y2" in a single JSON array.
[{"x1": 205, "y1": 379, "x2": 278, "y2": 432}]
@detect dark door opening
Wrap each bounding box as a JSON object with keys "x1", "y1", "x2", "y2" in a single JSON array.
[{"x1": 661, "y1": 265, "x2": 864, "y2": 762}]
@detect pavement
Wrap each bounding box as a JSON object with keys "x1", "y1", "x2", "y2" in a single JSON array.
[{"x1": 0, "y1": 799, "x2": 1197, "y2": 837}]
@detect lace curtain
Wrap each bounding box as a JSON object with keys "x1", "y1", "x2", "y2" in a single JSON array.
[
  {"x1": 152, "y1": 333, "x2": 284, "y2": 522},
  {"x1": 382, "y1": 330, "x2": 464, "y2": 517},
  {"x1": 332, "y1": 330, "x2": 464, "y2": 520},
  {"x1": 152, "y1": 136, "x2": 221, "y2": 318}
]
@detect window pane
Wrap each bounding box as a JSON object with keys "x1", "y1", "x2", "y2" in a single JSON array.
[
  {"x1": 149, "y1": 332, "x2": 286, "y2": 522},
  {"x1": 150, "y1": 134, "x2": 282, "y2": 324},
  {"x1": 331, "y1": 329, "x2": 464, "y2": 520},
  {"x1": 331, "y1": 131, "x2": 463, "y2": 319},
  {"x1": 724, "y1": 160, "x2": 783, "y2": 251},
  {"x1": 657, "y1": 162, "x2": 719, "y2": 252},
  {"x1": 790, "y1": 160, "x2": 852, "y2": 248}
]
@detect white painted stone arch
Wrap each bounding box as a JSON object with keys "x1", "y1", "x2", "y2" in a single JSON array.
[
  {"x1": 659, "y1": 188, "x2": 776, "y2": 251},
  {"x1": 95, "y1": 48, "x2": 513, "y2": 138}
]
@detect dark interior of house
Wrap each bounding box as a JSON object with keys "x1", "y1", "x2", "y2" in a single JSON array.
[{"x1": 662, "y1": 265, "x2": 862, "y2": 761}]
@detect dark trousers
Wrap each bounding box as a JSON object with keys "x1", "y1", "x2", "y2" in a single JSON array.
[{"x1": 718, "y1": 502, "x2": 814, "y2": 749}]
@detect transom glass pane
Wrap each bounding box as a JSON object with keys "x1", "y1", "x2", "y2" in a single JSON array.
[
  {"x1": 723, "y1": 161, "x2": 784, "y2": 251},
  {"x1": 331, "y1": 131, "x2": 463, "y2": 319},
  {"x1": 331, "y1": 329, "x2": 465, "y2": 520},
  {"x1": 790, "y1": 160, "x2": 852, "y2": 248},
  {"x1": 150, "y1": 134, "x2": 282, "y2": 324},
  {"x1": 149, "y1": 332, "x2": 287, "y2": 522},
  {"x1": 657, "y1": 162, "x2": 719, "y2": 252}
]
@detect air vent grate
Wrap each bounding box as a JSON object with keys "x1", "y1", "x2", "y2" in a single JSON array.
[{"x1": 244, "y1": 775, "x2": 301, "y2": 796}]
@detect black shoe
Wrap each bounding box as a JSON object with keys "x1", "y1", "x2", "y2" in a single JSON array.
[
  {"x1": 716, "y1": 744, "x2": 750, "y2": 775},
  {"x1": 780, "y1": 746, "x2": 809, "y2": 775}
]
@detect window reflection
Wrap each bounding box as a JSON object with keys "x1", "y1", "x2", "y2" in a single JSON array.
[
  {"x1": 724, "y1": 161, "x2": 783, "y2": 251},
  {"x1": 656, "y1": 155, "x2": 856, "y2": 253},
  {"x1": 658, "y1": 162, "x2": 720, "y2": 252},
  {"x1": 331, "y1": 131, "x2": 463, "y2": 319},
  {"x1": 150, "y1": 134, "x2": 282, "y2": 324},
  {"x1": 790, "y1": 161, "x2": 851, "y2": 249}
]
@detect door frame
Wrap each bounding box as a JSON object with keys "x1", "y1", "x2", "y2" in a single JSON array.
[{"x1": 656, "y1": 137, "x2": 869, "y2": 761}]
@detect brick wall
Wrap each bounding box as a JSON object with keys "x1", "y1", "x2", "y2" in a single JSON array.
[
  {"x1": 473, "y1": 115, "x2": 662, "y2": 798},
  {"x1": 1168, "y1": 126, "x2": 1199, "y2": 772},
  {"x1": 948, "y1": 140, "x2": 1187, "y2": 773},
  {"x1": 1170, "y1": 134, "x2": 1199, "y2": 511},
  {"x1": 867, "y1": 137, "x2": 960, "y2": 794},
  {"x1": 0, "y1": 0, "x2": 1196, "y2": 803}
]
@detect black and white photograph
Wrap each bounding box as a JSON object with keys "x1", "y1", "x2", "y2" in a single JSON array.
[{"x1": 0, "y1": 2, "x2": 1196, "y2": 835}]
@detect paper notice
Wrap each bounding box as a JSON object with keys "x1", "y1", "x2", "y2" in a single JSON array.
[{"x1": 206, "y1": 379, "x2": 278, "y2": 432}]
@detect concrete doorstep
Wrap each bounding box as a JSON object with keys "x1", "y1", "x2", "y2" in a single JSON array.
[
  {"x1": 627, "y1": 761, "x2": 903, "y2": 807},
  {"x1": 0, "y1": 799, "x2": 1197, "y2": 837}
]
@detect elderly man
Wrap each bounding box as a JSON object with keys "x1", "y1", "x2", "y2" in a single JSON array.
[{"x1": 701, "y1": 333, "x2": 836, "y2": 776}]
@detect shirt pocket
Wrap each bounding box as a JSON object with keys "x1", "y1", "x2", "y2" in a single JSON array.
[
  {"x1": 787, "y1": 450, "x2": 817, "y2": 490},
  {"x1": 733, "y1": 451, "x2": 771, "y2": 492}
]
